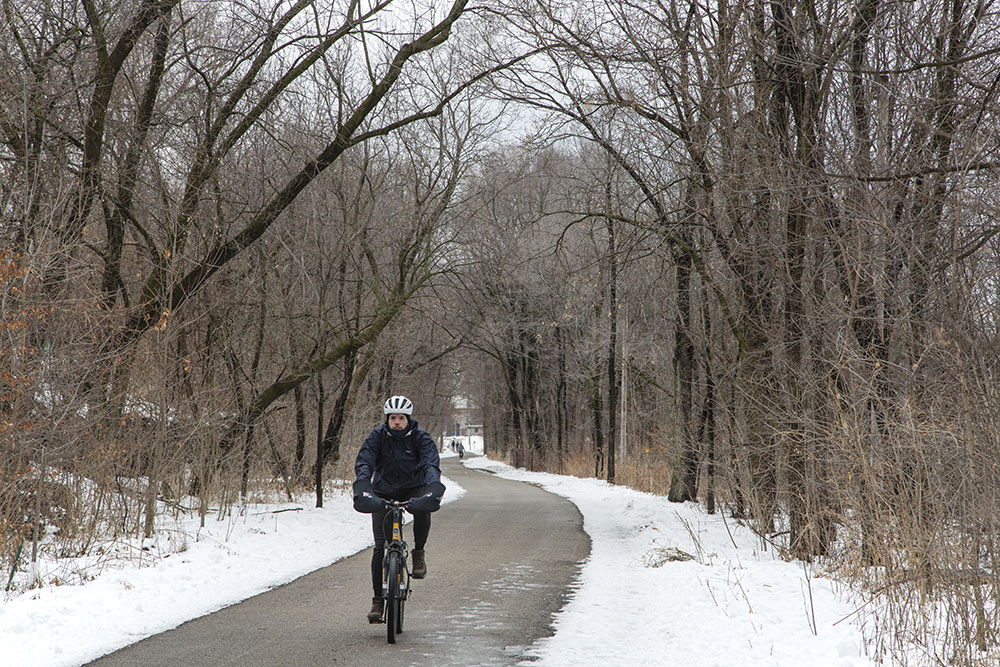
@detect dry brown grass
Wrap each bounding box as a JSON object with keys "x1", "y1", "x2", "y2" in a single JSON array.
[
  {"x1": 614, "y1": 454, "x2": 674, "y2": 495},
  {"x1": 499, "y1": 441, "x2": 679, "y2": 499}
]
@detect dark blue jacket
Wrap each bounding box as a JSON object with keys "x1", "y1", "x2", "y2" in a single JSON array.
[{"x1": 354, "y1": 419, "x2": 441, "y2": 497}]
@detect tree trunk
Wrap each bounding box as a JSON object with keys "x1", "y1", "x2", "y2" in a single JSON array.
[
  {"x1": 314, "y1": 374, "x2": 325, "y2": 508},
  {"x1": 701, "y1": 301, "x2": 717, "y2": 514},
  {"x1": 669, "y1": 241, "x2": 697, "y2": 502},
  {"x1": 316, "y1": 352, "x2": 357, "y2": 472},
  {"x1": 555, "y1": 325, "x2": 566, "y2": 469},
  {"x1": 590, "y1": 373, "x2": 604, "y2": 478},
  {"x1": 293, "y1": 385, "x2": 306, "y2": 479},
  {"x1": 606, "y1": 211, "x2": 618, "y2": 484}
]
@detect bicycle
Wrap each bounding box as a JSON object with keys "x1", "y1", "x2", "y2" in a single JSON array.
[
  {"x1": 353, "y1": 480, "x2": 443, "y2": 644},
  {"x1": 378, "y1": 499, "x2": 412, "y2": 644}
]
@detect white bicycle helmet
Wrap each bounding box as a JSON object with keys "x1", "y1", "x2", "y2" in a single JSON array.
[{"x1": 383, "y1": 395, "x2": 413, "y2": 415}]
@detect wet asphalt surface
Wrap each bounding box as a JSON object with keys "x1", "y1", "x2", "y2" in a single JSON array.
[{"x1": 87, "y1": 457, "x2": 590, "y2": 666}]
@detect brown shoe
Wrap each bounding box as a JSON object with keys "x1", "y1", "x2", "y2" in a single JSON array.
[
  {"x1": 367, "y1": 596, "x2": 384, "y2": 623},
  {"x1": 411, "y1": 549, "x2": 427, "y2": 579}
]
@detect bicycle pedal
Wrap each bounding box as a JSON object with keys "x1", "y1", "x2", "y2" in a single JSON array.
[{"x1": 369, "y1": 618, "x2": 384, "y2": 624}]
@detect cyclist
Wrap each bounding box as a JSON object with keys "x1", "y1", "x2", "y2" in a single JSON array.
[{"x1": 354, "y1": 395, "x2": 444, "y2": 623}]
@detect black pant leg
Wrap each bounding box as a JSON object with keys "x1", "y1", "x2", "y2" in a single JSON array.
[
  {"x1": 412, "y1": 511, "x2": 430, "y2": 550},
  {"x1": 370, "y1": 506, "x2": 388, "y2": 597}
]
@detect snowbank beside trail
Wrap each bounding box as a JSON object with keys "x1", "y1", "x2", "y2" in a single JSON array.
[
  {"x1": 1, "y1": 475, "x2": 465, "y2": 667},
  {"x1": 4, "y1": 450, "x2": 880, "y2": 667},
  {"x1": 464, "y1": 456, "x2": 877, "y2": 667}
]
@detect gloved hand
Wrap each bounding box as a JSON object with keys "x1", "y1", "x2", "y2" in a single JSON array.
[
  {"x1": 406, "y1": 481, "x2": 446, "y2": 513},
  {"x1": 353, "y1": 479, "x2": 383, "y2": 513}
]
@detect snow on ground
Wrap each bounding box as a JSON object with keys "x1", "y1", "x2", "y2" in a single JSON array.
[
  {"x1": 2, "y1": 466, "x2": 465, "y2": 667},
  {"x1": 461, "y1": 457, "x2": 878, "y2": 667},
  {"x1": 3, "y1": 451, "x2": 878, "y2": 666}
]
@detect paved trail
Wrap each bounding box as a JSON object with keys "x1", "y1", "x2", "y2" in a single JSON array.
[{"x1": 89, "y1": 457, "x2": 589, "y2": 666}]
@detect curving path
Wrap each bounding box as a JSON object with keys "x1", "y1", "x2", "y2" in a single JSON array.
[{"x1": 88, "y1": 457, "x2": 589, "y2": 666}]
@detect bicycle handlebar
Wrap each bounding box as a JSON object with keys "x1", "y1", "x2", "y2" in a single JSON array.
[
  {"x1": 353, "y1": 479, "x2": 445, "y2": 514},
  {"x1": 382, "y1": 499, "x2": 410, "y2": 511}
]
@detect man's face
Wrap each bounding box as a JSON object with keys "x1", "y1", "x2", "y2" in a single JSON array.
[{"x1": 387, "y1": 413, "x2": 408, "y2": 430}]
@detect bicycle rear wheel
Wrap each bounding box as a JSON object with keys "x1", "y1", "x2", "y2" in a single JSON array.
[{"x1": 385, "y1": 552, "x2": 399, "y2": 644}]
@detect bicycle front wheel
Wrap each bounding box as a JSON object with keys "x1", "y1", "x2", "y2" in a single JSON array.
[{"x1": 385, "y1": 552, "x2": 399, "y2": 644}]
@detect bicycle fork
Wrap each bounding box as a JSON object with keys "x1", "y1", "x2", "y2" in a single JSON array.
[{"x1": 382, "y1": 517, "x2": 409, "y2": 599}]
